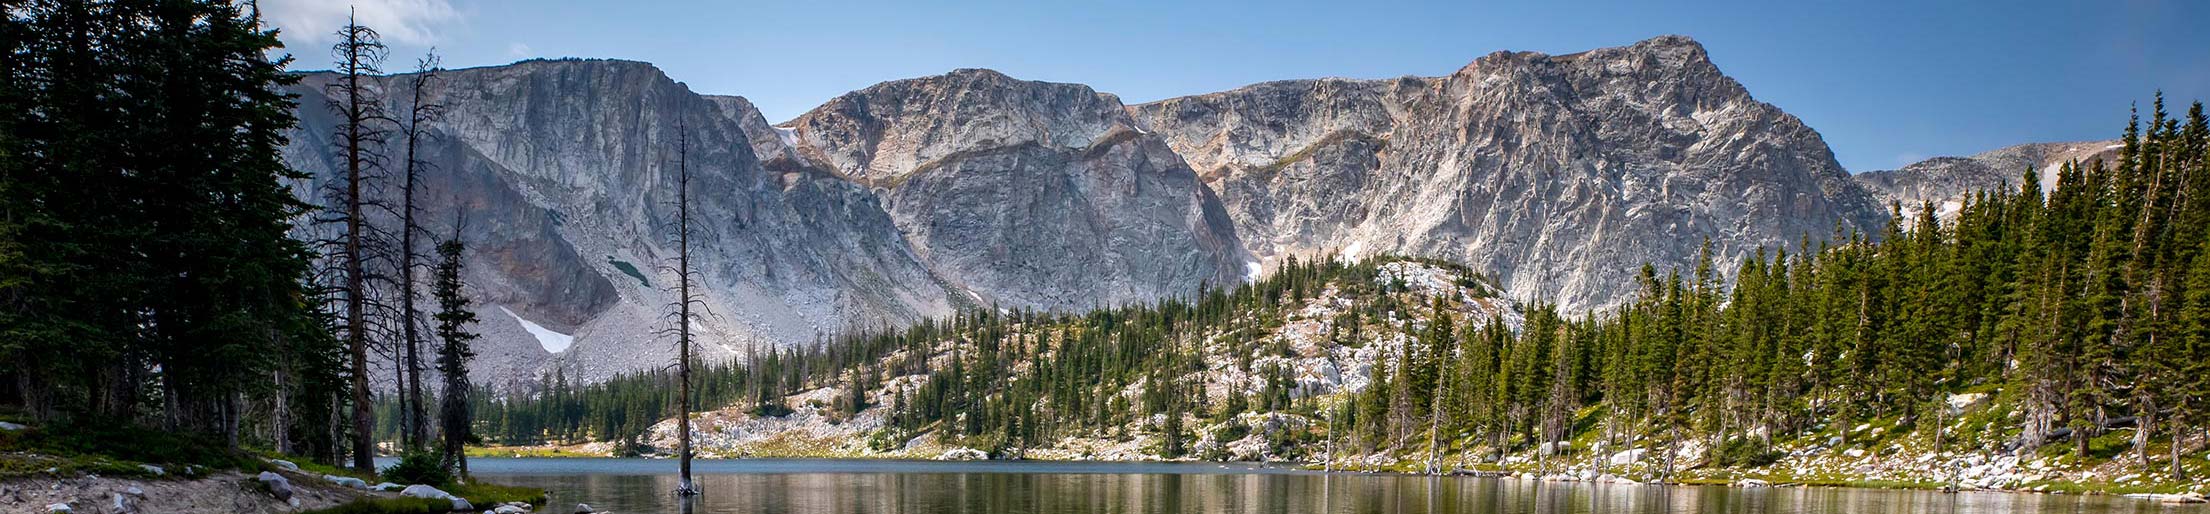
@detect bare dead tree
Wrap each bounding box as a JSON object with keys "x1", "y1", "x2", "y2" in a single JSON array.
[
  {"x1": 396, "y1": 50, "x2": 447, "y2": 452},
  {"x1": 320, "y1": 9, "x2": 394, "y2": 471},
  {"x1": 655, "y1": 121, "x2": 705, "y2": 497}
]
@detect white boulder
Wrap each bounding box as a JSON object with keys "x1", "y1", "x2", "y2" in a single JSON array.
[
  {"x1": 937, "y1": 448, "x2": 988, "y2": 461},
  {"x1": 1538, "y1": 441, "x2": 1568, "y2": 456},
  {"x1": 1609, "y1": 448, "x2": 1646, "y2": 466}
]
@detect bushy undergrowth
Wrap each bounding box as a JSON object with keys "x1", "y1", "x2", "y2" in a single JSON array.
[
  {"x1": 0, "y1": 421, "x2": 255, "y2": 477},
  {"x1": 378, "y1": 451, "x2": 451, "y2": 488}
]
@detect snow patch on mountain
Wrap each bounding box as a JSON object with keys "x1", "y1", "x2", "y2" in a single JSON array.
[{"x1": 500, "y1": 306, "x2": 574, "y2": 353}]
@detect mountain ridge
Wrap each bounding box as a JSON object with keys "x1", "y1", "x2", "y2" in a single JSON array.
[{"x1": 285, "y1": 35, "x2": 1913, "y2": 387}]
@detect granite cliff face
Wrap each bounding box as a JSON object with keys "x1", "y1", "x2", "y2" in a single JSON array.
[
  {"x1": 1131, "y1": 35, "x2": 1886, "y2": 310},
  {"x1": 779, "y1": 69, "x2": 1249, "y2": 311},
  {"x1": 1856, "y1": 141, "x2": 2121, "y2": 222},
  {"x1": 284, "y1": 35, "x2": 1904, "y2": 385},
  {"x1": 286, "y1": 60, "x2": 958, "y2": 385}
]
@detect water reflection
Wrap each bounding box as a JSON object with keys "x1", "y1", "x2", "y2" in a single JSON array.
[{"x1": 465, "y1": 458, "x2": 2189, "y2": 514}]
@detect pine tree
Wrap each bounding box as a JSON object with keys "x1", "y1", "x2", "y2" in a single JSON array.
[{"x1": 432, "y1": 232, "x2": 477, "y2": 475}]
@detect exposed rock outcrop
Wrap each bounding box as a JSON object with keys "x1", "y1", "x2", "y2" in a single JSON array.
[{"x1": 1131, "y1": 35, "x2": 1885, "y2": 310}]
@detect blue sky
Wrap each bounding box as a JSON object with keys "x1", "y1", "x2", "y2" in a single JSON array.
[{"x1": 261, "y1": 0, "x2": 2209, "y2": 172}]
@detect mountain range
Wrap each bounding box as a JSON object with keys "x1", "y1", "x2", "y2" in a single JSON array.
[{"x1": 278, "y1": 35, "x2": 2094, "y2": 388}]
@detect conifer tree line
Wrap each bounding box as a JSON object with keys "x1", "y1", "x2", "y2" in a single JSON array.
[
  {"x1": 0, "y1": 2, "x2": 482, "y2": 474},
  {"x1": 1348, "y1": 96, "x2": 2210, "y2": 479}
]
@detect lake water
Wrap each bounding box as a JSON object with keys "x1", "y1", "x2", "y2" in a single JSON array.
[{"x1": 462, "y1": 457, "x2": 2193, "y2": 514}]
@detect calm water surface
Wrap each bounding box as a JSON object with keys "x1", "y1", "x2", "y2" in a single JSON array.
[{"x1": 460, "y1": 457, "x2": 2199, "y2": 514}]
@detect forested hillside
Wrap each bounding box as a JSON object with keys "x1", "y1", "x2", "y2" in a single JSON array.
[{"x1": 458, "y1": 256, "x2": 1519, "y2": 460}]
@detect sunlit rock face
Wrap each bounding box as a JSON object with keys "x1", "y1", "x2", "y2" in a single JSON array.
[
  {"x1": 1132, "y1": 35, "x2": 1886, "y2": 311},
  {"x1": 780, "y1": 68, "x2": 1249, "y2": 312}
]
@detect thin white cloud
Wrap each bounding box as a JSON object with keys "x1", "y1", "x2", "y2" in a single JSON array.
[
  {"x1": 507, "y1": 42, "x2": 532, "y2": 59},
  {"x1": 260, "y1": 0, "x2": 461, "y2": 47}
]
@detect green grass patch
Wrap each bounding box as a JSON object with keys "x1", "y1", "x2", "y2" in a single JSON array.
[
  {"x1": 451, "y1": 480, "x2": 548, "y2": 506},
  {"x1": 259, "y1": 452, "x2": 378, "y2": 482}
]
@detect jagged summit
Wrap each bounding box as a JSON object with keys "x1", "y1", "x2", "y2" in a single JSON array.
[{"x1": 1130, "y1": 34, "x2": 1880, "y2": 311}]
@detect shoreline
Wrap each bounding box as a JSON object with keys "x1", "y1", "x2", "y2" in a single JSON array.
[{"x1": 449, "y1": 449, "x2": 2209, "y2": 502}]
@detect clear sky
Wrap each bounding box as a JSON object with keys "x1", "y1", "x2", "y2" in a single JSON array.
[{"x1": 260, "y1": 0, "x2": 2209, "y2": 172}]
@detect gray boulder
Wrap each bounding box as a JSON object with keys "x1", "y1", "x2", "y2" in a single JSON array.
[
  {"x1": 324, "y1": 474, "x2": 368, "y2": 489},
  {"x1": 46, "y1": 502, "x2": 71, "y2": 513},
  {"x1": 255, "y1": 471, "x2": 293, "y2": 501},
  {"x1": 574, "y1": 504, "x2": 595, "y2": 514},
  {"x1": 400, "y1": 484, "x2": 455, "y2": 500}
]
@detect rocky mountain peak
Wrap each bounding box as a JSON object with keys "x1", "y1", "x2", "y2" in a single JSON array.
[
  {"x1": 1133, "y1": 34, "x2": 1881, "y2": 311},
  {"x1": 786, "y1": 69, "x2": 1135, "y2": 185}
]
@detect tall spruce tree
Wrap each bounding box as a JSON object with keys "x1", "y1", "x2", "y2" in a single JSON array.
[{"x1": 432, "y1": 230, "x2": 478, "y2": 475}]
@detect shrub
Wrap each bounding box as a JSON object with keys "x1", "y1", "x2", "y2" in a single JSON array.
[
  {"x1": 751, "y1": 401, "x2": 794, "y2": 418},
  {"x1": 379, "y1": 451, "x2": 450, "y2": 488},
  {"x1": 1714, "y1": 438, "x2": 1783, "y2": 468}
]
